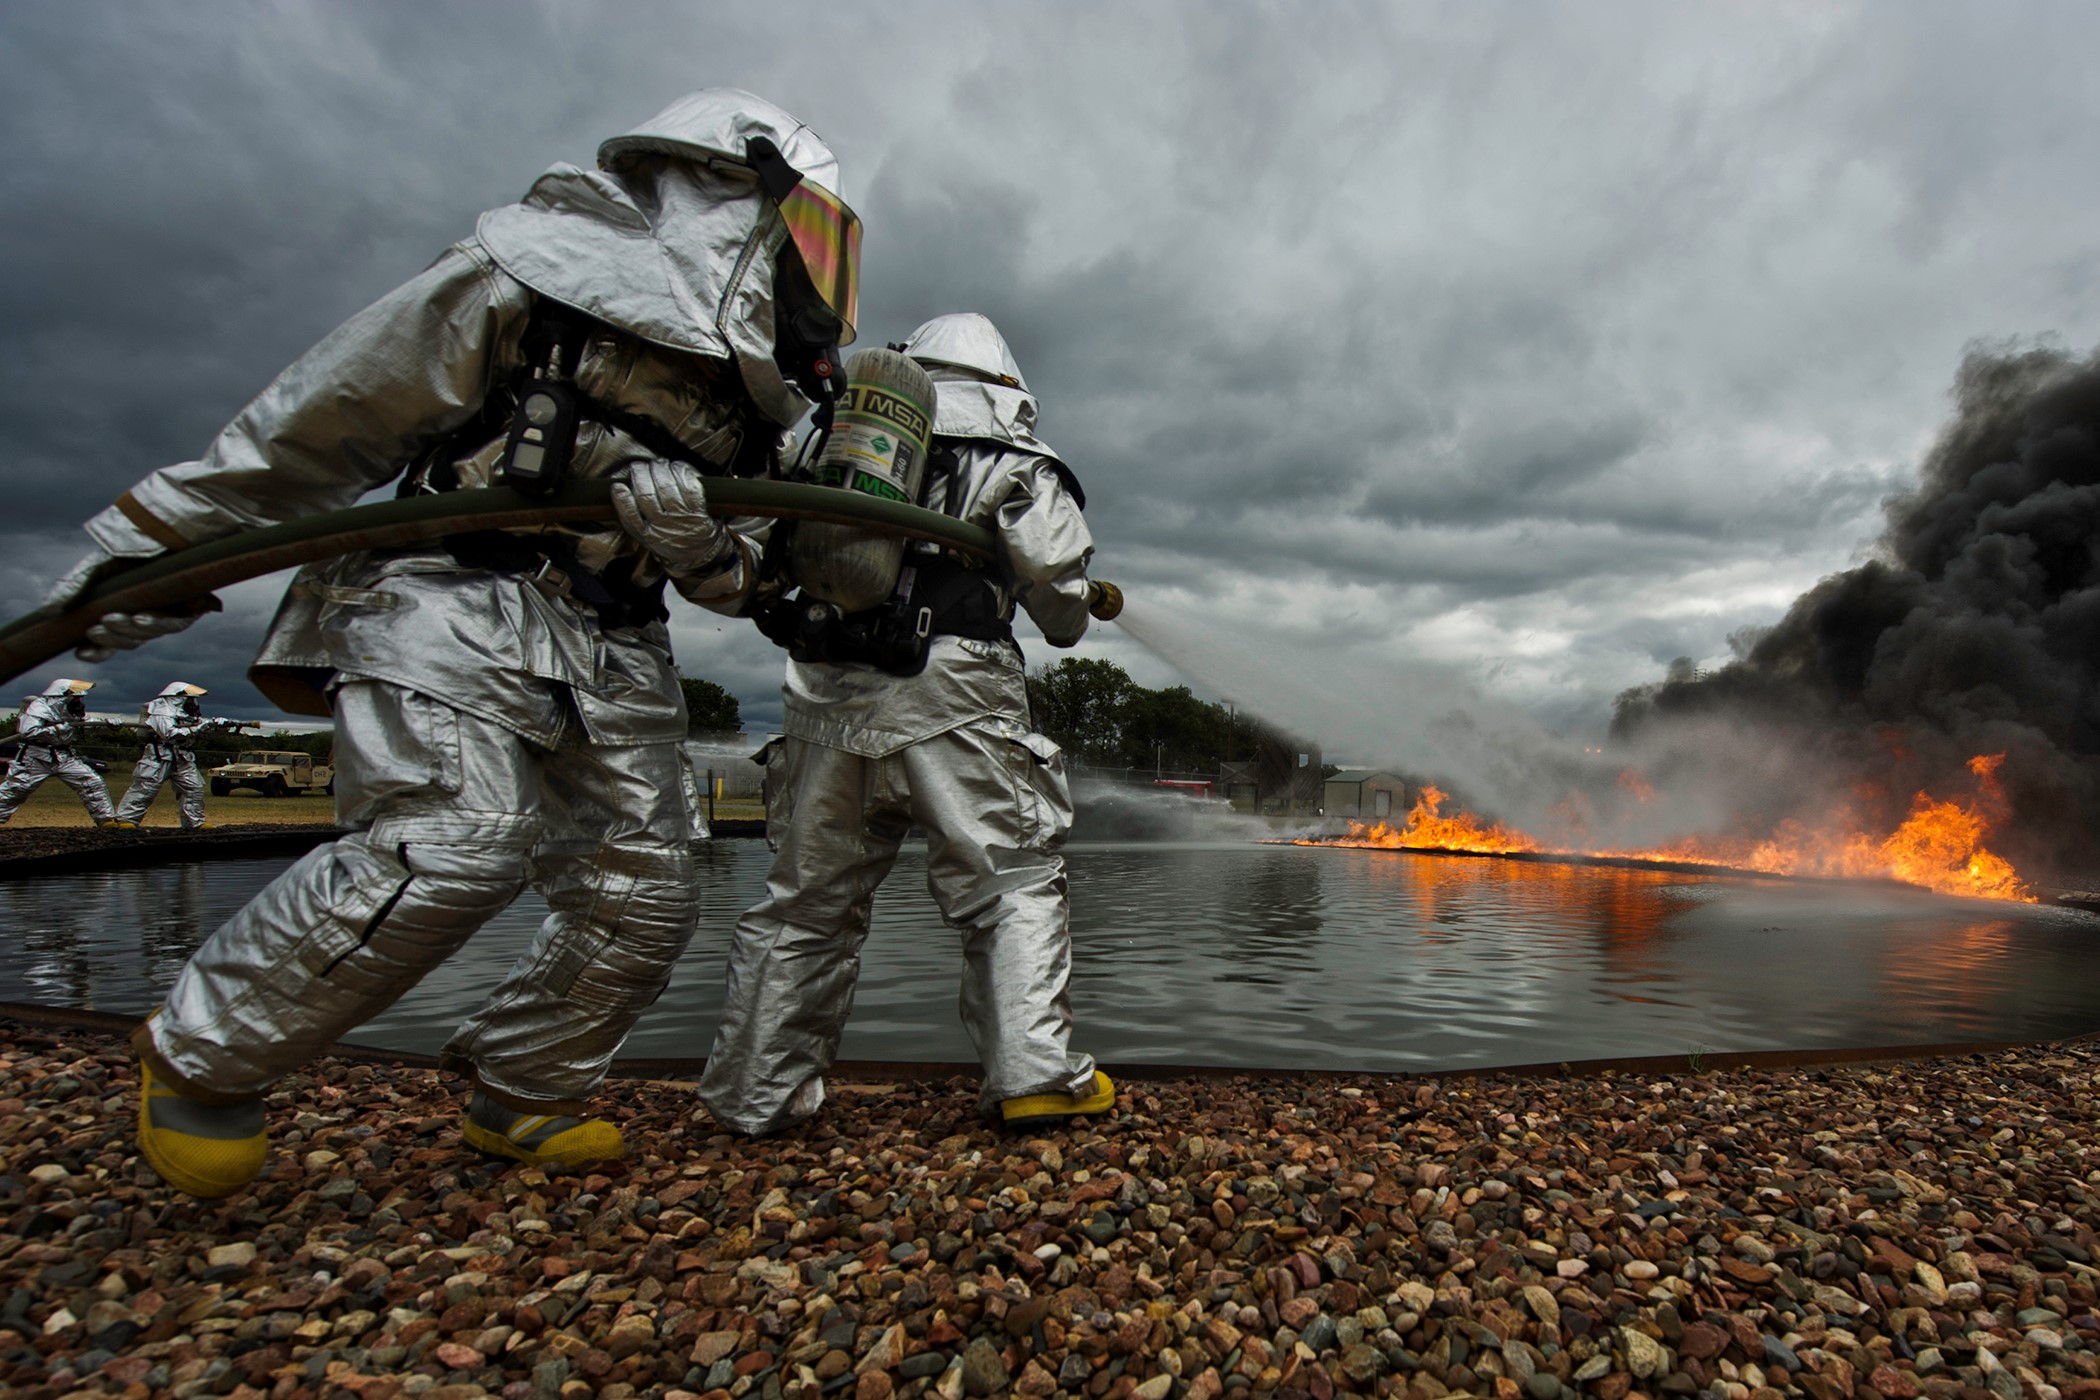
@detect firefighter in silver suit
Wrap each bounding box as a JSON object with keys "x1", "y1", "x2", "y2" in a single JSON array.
[
  {"x1": 698, "y1": 313, "x2": 1117, "y2": 1135},
  {"x1": 113, "y1": 682, "x2": 218, "y2": 829},
  {"x1": 0, "y1": 679, "x2": 119, "y2": 827},
  {"x1": 40, "y1": 90, "x2": 862, "y2": 1196}
]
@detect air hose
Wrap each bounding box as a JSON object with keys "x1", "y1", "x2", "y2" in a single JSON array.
[{"x1": 0, "y1": 480, "x2": 995, "y2": 689}]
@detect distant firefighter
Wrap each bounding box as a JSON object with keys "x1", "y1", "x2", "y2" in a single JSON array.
[
  {"x1": 114, "y1": 681, "x2": 235, "y2": 830},
  {"x1": 0, "y1": 678, "x2": 119, "y2": 827}
]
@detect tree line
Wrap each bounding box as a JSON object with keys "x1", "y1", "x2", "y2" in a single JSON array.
[{"x1": 1025, "y1": 658, "x2": 1246, "y2": 775}]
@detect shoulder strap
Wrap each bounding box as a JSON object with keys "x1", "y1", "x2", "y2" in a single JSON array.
[{"x1": 400, "y1": 293, "x2": 773, "y2": 497}]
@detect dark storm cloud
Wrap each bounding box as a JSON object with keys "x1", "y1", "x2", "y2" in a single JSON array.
[
  {"x1": 4, "y1": 1, "x2": 2099, "y2": 743},
  {"x1": 1616, "y1": 345, "x2": 2100, "y2": 880}
]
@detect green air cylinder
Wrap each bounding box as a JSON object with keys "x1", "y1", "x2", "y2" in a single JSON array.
[{"x1": 792, "y1": 348, "x2": 939, "y2": 612}]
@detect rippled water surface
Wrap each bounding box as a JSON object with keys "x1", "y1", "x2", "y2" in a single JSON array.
[{"x1": 2, "y1": 840, "x2": 2097, "y2": 1070}]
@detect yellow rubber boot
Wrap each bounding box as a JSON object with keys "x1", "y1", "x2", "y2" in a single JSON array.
[
  {"x1": 136, "y1": 1056, "x2": 267, "y2": 1198},
  {"x1": 462, "y1": 1091, "x2": 625, "y2": 1170},
  {"x1": 1000, "y1": 1071, "x2": 1116, "y2": 1129}
]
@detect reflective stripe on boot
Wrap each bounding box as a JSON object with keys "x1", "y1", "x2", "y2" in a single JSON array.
[
  {"x1": 461, "y1": 1091, "x2": 625, "y2": 1170},
  {"x1": 136, "y1": 1055, "x2": 267, "y2": 1198}
]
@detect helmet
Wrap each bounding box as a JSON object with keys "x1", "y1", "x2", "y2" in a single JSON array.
[
  {"x1": 900, "y1": 313, "x2": 1028, "y2": 391},
  {"x1": 599, "y1": 90, "x2": 845, "y2": 201},
  {"x1": 601, "y1": 89, "x2": 860, "y2": 353},
  {"x1": 40, "y1": 678, "x2": 94, "y2": 697},
  {"x1": 482, "y1": 88, "x2": 859, "y2": 425},
  {"x1": 157, "y1": 682, "x2": 207, "y2": 698}
]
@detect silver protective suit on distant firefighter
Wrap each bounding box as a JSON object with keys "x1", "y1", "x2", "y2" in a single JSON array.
[
  {"x1": 116, "y1": 684, "x2": 212, "y2": 828},
  {"x1": 75, "y1": 90, "x2": 841, "y2": 1111},
  {"x1": 0, "y1": 681, "x2": 115, "y2": 824},
  {"x1": 698, "y1": 313, "x2": 1098, "y2": 1135}
]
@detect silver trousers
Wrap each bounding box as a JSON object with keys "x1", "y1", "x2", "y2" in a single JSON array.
[
  {"x1": 697, "y1": 722, "x2": 1095, "y2": 1135},
  {"x1": 116, "y1": 753, "x2": 205, "y2": 827},
  {"x1": 144, "y1": 679, "x2": 699, "y2": 1110},
  {"x1": 0, "y1": 748, "x2": 114, "y2": 823}
]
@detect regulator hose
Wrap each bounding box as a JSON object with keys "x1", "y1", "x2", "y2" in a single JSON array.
[{"x1": 0, "y1": 480, "x2": 996, "y2": 689}]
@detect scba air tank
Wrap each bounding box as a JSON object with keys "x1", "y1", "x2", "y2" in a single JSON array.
[{"x1": 792, "y1": 348, "x2": 938, "y2": 613}]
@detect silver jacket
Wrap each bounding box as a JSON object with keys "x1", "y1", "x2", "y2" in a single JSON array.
[
  {"x1": 140, "y1": 695, "x2": 210, "y2": 755},
  {"x1": 780, "y1": 378, "x2": 1095, "y2": 758},
  {"x1": 12, "y1": 694, "x2": 81, "y2": 750},
  {"x1": 73, "y1": 99, "x2": 833, "y2": 741}
]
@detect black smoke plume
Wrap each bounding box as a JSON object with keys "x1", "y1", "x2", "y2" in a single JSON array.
[{"x1": 1612, "y1": 343, "x2": 2100, "y2": 883}]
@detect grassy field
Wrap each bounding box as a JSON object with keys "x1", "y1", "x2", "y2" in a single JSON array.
[
  {"x1": 2, "y1": 780, "x2": 766, "y2": 828},
  {"x1": 0, "y1": 781, "x2": 339, "y2": 827},
  {"x1": 704, "y1": 798, "x2": 766, "y2": 824}
]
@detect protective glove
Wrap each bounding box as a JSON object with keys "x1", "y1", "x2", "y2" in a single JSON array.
[
  {"x1": 611, "y1": 460, "x2": 734, "y2": 576},
  {"x1": 43, "y1": 545, "x2": 207, "y2": 663}
]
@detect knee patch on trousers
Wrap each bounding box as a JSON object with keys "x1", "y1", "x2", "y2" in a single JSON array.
[{"x1": 532, "y1": 842, "x2": 699, "y2": 1009}]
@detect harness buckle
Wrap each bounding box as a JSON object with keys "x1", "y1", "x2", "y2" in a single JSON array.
[
  {"x1": 914, "y1": 606, "x2": 933, "y2": 640},
  {"x1": 529, "y1": 558, "x2": 576, "y2": 600}
]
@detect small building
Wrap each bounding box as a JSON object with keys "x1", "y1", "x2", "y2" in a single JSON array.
[
  {"x1": 1217, "y1": 760, "x2": 1259, "y2": 807},
  {"x1": 1252, "y1": 729, "x2": 1323, "y2": 812},
  {"x1": 1323, "y1": 769, "x2": 1409, "y2": 821}
]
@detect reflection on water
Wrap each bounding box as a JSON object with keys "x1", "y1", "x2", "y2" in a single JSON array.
[{"x1": 2, "y1": 841, "x2": 2097, "y2": 1071}]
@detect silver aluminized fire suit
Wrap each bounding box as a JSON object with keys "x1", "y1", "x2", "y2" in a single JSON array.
[
  {"x1": 0, "y1": 679, "x2": 116, "y2": 824},
  {"x1": 699, "y1": 313, "x2": 1100, "y2": 1135},
  {"x1": 51, "y1": 90, "x2": 849, "y2": 1113},
  {"x1": 115, "y1": 682, "x2": 215, "y2": 828}
]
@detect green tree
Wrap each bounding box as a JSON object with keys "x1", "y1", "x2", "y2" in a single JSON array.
[
  {"x1": 1026, "y1": 657, "x2": 1135, "y2": 765},
  {"x1": 1119, "y1": 684, "x2": 1234, "y2": 775},
  {"x1": 679, "y1": 676, "x2": 742, "y2": 733}
]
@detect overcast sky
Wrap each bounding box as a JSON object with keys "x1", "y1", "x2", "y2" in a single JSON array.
[{"x1": 3, "y1": 1, "x2": 2097, "y2": 748}]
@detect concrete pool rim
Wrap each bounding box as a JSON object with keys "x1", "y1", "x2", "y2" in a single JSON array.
[{"x1": 6, "y1": 998, "x2": 2093, "y2": 1086}]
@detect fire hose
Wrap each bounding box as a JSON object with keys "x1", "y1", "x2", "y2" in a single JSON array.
[{"x1": 0, "y1": 480, "x2": 1000, "y2": 690}]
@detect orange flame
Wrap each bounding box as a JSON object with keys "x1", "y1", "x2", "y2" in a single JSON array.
[
  {"x1": 1300, "y1": 755, "x2": 2035, "y2": 902},
  {"x1": 1336, "y1": 784, "x2": 1542, "y2": 855}
]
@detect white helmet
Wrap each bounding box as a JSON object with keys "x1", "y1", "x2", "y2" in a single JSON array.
[
  {"x1": 157, "y1": 681, "x2": 207, "y2": 697},
  {"x1": 41, "y1": 678, "x2": 94, "y2": 697},
  {"x1": 901, "y1": 313, "x2": 1028, "y2": 391},
  {"x1": 597, "y1": 89, "x2": 845, "y2": 208}
]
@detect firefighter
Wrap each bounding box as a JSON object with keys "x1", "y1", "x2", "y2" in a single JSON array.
[
  {"x1": 113, "y1": 682, "x2": 224, "y2": 829},
  {"x1": 0, "y1": 678, "x2": 119, "y2": 827},
  {"x1": 698, "y1": 313, "x2": 1118, "y2": 1135},
  {"x1": 39, "y1": 89, "x2": 861, "y2": 1196}
]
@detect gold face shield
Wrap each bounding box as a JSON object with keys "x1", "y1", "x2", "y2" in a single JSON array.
[
  {"x1": 743, "y1": 135, "x2": 862, "y2": 347},
  {"x1": 776, "y1": 179, "x2": 861, "y2": 346}
]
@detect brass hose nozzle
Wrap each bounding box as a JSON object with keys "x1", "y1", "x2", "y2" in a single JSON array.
[{"x1": 1087, "y1": 580, "x2": 1124, "y2": 621}]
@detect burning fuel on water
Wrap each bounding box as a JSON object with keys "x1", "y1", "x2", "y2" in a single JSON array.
[
  {"x1": 1296, "y1": 755, "x2": 2035, "y2": 904},
  {"x1": 1109, "y1": 346, "x2": 2100, "y2": 905}
]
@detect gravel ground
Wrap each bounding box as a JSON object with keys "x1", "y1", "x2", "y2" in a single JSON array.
[{"x1": 5, "y1": 1022, "x2": 2100, "y2": 1400}]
